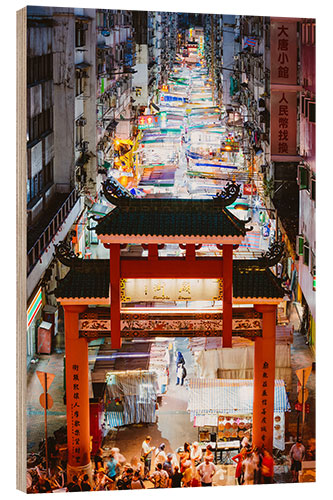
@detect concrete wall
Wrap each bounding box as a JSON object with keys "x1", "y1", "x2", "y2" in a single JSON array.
[
  {"x1": 222, "y1": 15, "x2": 237, "y2": 108},
  {"x1": 27, "y1": 195, "x2": 83, "y2": 298},
  {"x1": 52, "y1": 12, "x2": 75, "y2": 191},
  {"x1": 133, "y1": 45, "x2": 149, "y2": 106}
]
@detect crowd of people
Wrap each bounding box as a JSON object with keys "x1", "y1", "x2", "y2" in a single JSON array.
[
  {"x1": 28, "y1": 434, "x2": 311, "y2": 492},
  {"x1": 27, "y1": 351, "x2": 311, "y2": 491}
]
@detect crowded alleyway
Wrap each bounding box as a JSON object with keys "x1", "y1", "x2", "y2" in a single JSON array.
[{"x1": 23, "y1": 11, "x2": 317, "y2": 493}]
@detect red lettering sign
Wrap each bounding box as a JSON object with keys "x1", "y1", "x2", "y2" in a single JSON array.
[
  {"x1": 270, "y1": 19, "x2": 297, "y2": 85},
  {"x1": 271, "y1": 91, "x2": 297, "y2": 156}
]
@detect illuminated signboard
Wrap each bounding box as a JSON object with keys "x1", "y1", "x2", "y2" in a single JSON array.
[
  {"x1": 120, "y1": 278, "x2": 223, "y2": 302},
  {"x1": 138, "y1": 115, "x2": 159, "y2": 129},
  {"x1": 27, "y1": 287, "x2": 43, "y2": 328}
]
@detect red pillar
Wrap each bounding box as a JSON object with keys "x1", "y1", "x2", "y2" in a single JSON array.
[
  {"x1": 63, "y1": 305, "x2": 92, "y2": 483},
  {"x1": 109, "y1": 243, "x2": 121, "y2": 349},
  {"x1": 253, "y1": 304, "x2": 277, "y2": 452},
  {"x1": 222, "y1": 244, "x2": 233, "y2": 347},
  {"x1": 148, "y1": 244, "x2": 159, "y2": 260},
  {"x1": 185, "y1": 244, "x2": 196, "y2": 260}
]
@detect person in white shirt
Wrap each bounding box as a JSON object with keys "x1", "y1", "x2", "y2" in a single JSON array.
[
  {"x1": 154, "y1": 443, "x2": 168, "y2": 467},
  {"x1": 196, "y1": 458, "x2": 217, "y2": 486},
  {"x1": 243, "y1": 451, "x2": 255, "y2": 485},
  {"x1": 191, "y1": 442, "x2": 203, "y2": 465},
  {"x1": 241, "y1": 431, "x2": 251, "y2": 449},
  {"x1": 141, "y1": 436, "x2": 155, "y2": 478}
]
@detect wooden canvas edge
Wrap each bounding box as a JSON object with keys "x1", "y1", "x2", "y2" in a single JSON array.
[{"x1": 16, "y1": 6, "x2": 27, "y2": 493}]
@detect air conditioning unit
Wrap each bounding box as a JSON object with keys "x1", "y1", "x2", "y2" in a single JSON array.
[
  {"x1": 310, "y1": 176, "x2": 316, "y2": 201},
  {"x1": 81, "y1": 140, "x2": 89, "y2": 152},
  {"x1": 77, "y1": 117, "x2": 87, "y2": 127}
]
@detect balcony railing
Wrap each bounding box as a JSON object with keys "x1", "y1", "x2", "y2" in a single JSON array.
[{"x1": 27, "y1": 188, "x2": 79, "y2": 275}]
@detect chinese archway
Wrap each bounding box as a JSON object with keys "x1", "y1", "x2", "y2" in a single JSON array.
[{"x1": 54, "y1": 181, "x2": 285, "y2": 481}]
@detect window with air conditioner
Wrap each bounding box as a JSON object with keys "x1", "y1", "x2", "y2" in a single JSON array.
[
  {"x1": 296, "y1": 235, "x2": 304, "y2": 256},
  {"x1": 75, "y1": 22, "x2": 87, "y2": 48},
  {"x1": 310, "y1": 176, "x2": 316, "y2": 202},
  {"x1": 311, "y1": 250, "x2": 316, "y2": 277},
  {"x1": 297, "y1": 165, "x2": 309, "y2": 190},
  {"x1": 308, "y1": 101, "x2": 315, "y2": 124},
  {"x1": 303, "y1": 240, "x2": 310, "y2": 266}
]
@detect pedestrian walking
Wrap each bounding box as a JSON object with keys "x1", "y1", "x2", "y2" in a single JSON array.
[
  {"x1": 190, "y1": 442, "x2": 203, "y2": 465},
  {"x1": 242, "y1": 449, "x2": 255, "y2": 485},
  {"x1": 141, "y1": 436, "x2": 155, "y2": 478},
  {"x1": 117, "y1": 465, "x2": 133, "y2": 490},
  {"x1": 93, "y1": 447, "x2": 104, "y2": 472},
  {"x1": 176, "y1": 351, "x2": 185, "y2": 367},
  {"x1": 106, "y1": 451, "x2": 118, "y2": 482},
  {"x1": 150, "y1": 463, "x2": 169, "y2": 488},
  {"x1": 171, "y1": 465, "x2": 183, "y2": 488},
  {"x1": 204, "y1": 444, "x2": 214, "y2": 463},
  {"x1": 154, "y1": 443, "x2": 168, "y2": 468},
  {"x1": 66, "y1": 474, "x2": 81, "y2": 492},
  {"x1": 252, "y1": 447, "x2": 262, "y2": 484},
  {"x1": 261, "y1": 449, "x2": 274, "y2": 484},
  {"x1": 80, "y1": 474, "x2": 92, "y2": 491},
  {"x1": 179, "y1": 442, "x2": 191, "y2": 473},
  {"x1": 131, "y1": 470, "x2": 145, "y2": 489},
  {"x1": 289, "y1": 439, "x2": 306, "y2": 482},
  {"x1": 163, "y1": 453, "x2": 174, "y2": 487},
  {"x1": 94, "y1": 468, "x2": 114, "y2": 491},
  {"x1": 182, "y1": 463, "x2": 193, "y2": 487},
  {"x1": 232, "y1": 448, "x2": 246, "y2": 485},
  {"x1": 176, "y1": 363, "x2": 187, "y2": 385},
  {"x1": 196, "y1": 457, "x2": 217, "y2": 486}
]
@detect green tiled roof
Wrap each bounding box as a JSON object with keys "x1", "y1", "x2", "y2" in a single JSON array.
[
  {"x1": 94, "y1": 199, "x2": 247, "y2": 238},
  {"x1": 55, "y1": 259, "x2": 284, "y2": 300}
]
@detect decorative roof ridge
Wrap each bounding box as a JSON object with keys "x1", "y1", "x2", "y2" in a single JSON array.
[{"x1": 221, "y1": 207, "x2": 247, "y2": 235}]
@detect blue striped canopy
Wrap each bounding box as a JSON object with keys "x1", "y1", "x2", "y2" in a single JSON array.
[{"x1": 188, "y1": 379, "x2": 290, "y2": 416}]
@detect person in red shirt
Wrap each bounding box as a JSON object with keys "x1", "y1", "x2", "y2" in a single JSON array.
[
  {"x1": 232, "y1": 448, "x2": 247, "y2": 485},
  {"x1": 261, "y1": 449, "x2": 274, "y2": 484}
]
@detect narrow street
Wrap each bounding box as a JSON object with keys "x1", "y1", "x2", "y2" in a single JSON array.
[{"x1": 22, "y1": 10, "x2": 317, "y2": 493}]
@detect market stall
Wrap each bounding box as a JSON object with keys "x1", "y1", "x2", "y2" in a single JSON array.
[
  {"x1": 192, "y1": 343, "x2": 292, "y2": 391},
  {"x1": 148, "y1": 339, "x2": 170, "y2": 396},
  {"x1": 105, "y1": 369, "x2": 159, "y2": 427},
  {"x1": 100, "y1": 339, "x2": 170, "y2": 430},
  {"x1": 187, "y1": 378, "x2": 290, "y2": 451}
]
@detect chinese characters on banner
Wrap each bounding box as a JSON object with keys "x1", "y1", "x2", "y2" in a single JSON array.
[
  {"x1": 120, "y1": 278, "x2": 223, "y2": 302},
  {"x1": 71, "y1": 364, "x2": 81, "y2": 465},
  {"x1": 271, "y1": 91, "x2": 297, "y2": 155},
  {"x1": 259, "y1": 361, "x2": 270, "y2": 446},
  {"x1": 270, "y1": 19, "x2": 298, "y2": 158},
  {"x1": 270, "y1": 20, "x2": 297, "y2": 85}
]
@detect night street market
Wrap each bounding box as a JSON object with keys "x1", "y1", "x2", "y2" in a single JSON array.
[{"x1": 19, "y1": 4, "x2": 316, "y2": 494}]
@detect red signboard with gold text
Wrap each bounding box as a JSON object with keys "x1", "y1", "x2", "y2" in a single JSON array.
[
  {"x1": 270, "y1": 19, "x2": 298, "y2": 86},
  {"x1": 270, "y1": 92, "x2": 297, "y2": 156}
]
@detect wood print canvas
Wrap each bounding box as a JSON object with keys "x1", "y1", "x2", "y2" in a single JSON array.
[{"x1": 16, "y1": 3, "x2": 316, "y2": 493}]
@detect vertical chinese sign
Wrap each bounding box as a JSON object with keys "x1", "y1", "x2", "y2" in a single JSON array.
[
  {"x1": 270, "y1": 18, "x2": 298, "y2": 159},
  {"x1": 271, "y1": 92, "x2": 297, "y2": 156},
  {"x1": 259, "y1": 361, "x2": 270, "y2": 447},
  {"x1": 70, "y1": 363, "x2": 82, "y2": 468}
]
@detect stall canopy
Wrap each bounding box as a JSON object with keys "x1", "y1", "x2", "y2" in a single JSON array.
[
  {"x1": 194, "y1": 345, "x2": 292, "y2": 390},
  {"x1": 106, "y1": 370, "x2": 158, "y2": 426},
  {"x1": 187, "y1": 378, "x2": 290, "y2": 418}
]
